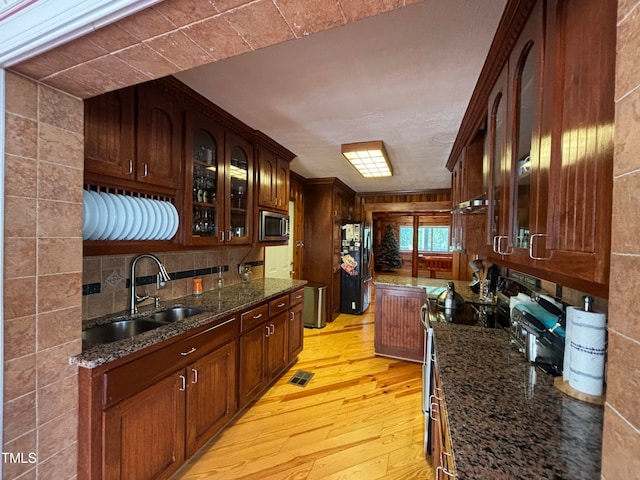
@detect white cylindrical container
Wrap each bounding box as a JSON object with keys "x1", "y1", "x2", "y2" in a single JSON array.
[{"x1": 566, "y1": 307, "x2": 607, "y2": 396}]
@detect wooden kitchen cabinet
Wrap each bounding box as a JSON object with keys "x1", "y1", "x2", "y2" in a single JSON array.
[
  {"x1": 239, "y1": 295, "x2": 288, "y2": 408},
  {"x1": 84, "y1": 86, "x2": 136, "y2": 181},
  {"x1": 136, "y1": 81, "x2": 183, "y2": 189},
  {"x1": 103, "y1": 372, "x2": 186, "y2": 480},
  {"x1": 288, "y1": 289, "x2": 305, "y2": 360},
  {"x1": 430, "y1": 348, "x2": 456, "y2": 480},
  {"x1": 182, "y1": 110, "x2": 253, "y2": 246},
  {"x1": 182, "y1": 107, "x2": 225, "y2": 245},
  {"x1": 449, "y1": 0, "x2": 614, "y2": 296},
  {"x1": 304, "y1": 178, "x2": 356, "y2": 321},
  {"x1": 79, "y1": 316, "x2": 239, "y2": 480},
  {"x1": 374, "y1": 284, "x2": 426, "y2": 363},
  {"x1": 185, "y1": 340, "x2": 237, "y2": 457},
  {"x1": 255, "y1": 141, "x2": 291, "y2": 213}
]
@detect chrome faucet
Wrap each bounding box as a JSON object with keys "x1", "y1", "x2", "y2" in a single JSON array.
[{"x1": 130, "y1": 254, "x2": 171, "y2": 315}]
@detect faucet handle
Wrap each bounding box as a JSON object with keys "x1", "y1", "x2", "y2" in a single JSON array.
[
  {"x1": 153, "y1": 296, "x2": 160, "y2": 308},
  {"x1": 135, "y1": 288, "x2": 149, "y2": 304}
]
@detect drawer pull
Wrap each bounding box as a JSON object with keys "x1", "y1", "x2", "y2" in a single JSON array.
[
  {"x1": 252, "y1": 313, "x2": 263, "y2": 319},
  {"x1": 181, "y1": 347, "x2": 196, "y2": 356},
  {"x1": 295, "y1": 294, "x2": 302, "y2": 299},
  {"x1": 277, "y1": 302, "x2": 285, "y2": 308}
]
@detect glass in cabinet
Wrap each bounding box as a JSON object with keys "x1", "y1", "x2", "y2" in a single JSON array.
[
  {"x1": 223, "y1": 131, "x2": 252, "y2": 244},
  {"x1": 486, "y1": 66, "x2": 510, "y2": 256},
  {"x1": 509, "y1": 2, "x2": 545, "y2": 262},
  {"x1": 184, "y1": 111, "x2": 224, "y2": 245}
]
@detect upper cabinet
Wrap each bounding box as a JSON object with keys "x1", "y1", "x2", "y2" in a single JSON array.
[
  {"x1": 182, "y1": 108, "x2": 225, "y2": 246},
  {"x1": 136, "y1": 82, "x2": 183, "y2": 189},
  {"x1": 84, "y1": 82, "x2": 182, "y2": 191},
  {"x1": 448, "y1": 0, "x2": 615, "y2": 297},
  {"x1": 225, "y1": 132, "x2": 253, "y2": 244},
  {"x1": 84, "y1": 77, "x2": 292, "y2": 254},
  {"x1": 255, "y1": 132, "x2": 294, "y2": 214},
  {"x1": 84, "y1": 86, "x2": 136, "y2": 181}
]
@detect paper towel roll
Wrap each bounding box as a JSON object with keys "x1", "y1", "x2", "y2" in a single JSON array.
[{"x1": 566, "y1": 307, "x2": 607, "y2": 396}]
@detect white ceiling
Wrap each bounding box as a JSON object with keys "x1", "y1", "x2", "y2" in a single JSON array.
[{"x1": 175, "y1": 0, "x2": 506, "y2": 193}]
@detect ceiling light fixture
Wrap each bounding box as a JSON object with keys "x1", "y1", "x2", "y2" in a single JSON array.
[{"x1": 341, "y1": 140, "x2": 393, "y2": 178}]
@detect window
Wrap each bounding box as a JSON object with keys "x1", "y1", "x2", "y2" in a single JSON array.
[{"x1": 399, "y1": 226, "x2": 450, "y2": 252}]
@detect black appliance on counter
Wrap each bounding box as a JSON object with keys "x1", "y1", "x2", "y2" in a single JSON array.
[{"x1": 339, "y1": 222, "x2": 372, "y2": 314}]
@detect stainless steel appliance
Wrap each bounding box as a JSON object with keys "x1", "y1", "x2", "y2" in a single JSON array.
[
  {"x1": 258, "y1": 210, "x2": 289, "y2": 242},
  {"x1": 421, "y1": 276, "x2": 531, "y2": 455},
  {"x1": 339, "y1": 222, "x2": 372, "y2": 314}
]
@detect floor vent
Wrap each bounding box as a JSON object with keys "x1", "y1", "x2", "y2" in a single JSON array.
[{"x1": 287, "y1": 370, "x2": 314, "y2": 387}]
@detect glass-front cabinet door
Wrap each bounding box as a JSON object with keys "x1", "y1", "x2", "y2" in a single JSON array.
[
  {"x1": 224, "y1": 132, "x2": 252, "y2": 244},
  {"x1": 486, "y1": 66, "x2": 510, "y2": 256},
  {"x1": 509, "y1": 2, "x2": 545, "y2": 262},
  {"x1": 183, "y1": 110, "x2": 224, "y2": 246}
]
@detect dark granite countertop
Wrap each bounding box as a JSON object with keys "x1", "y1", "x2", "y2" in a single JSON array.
[
  {"x1": 373, "y1": 275, "x2": 486, "y2": 303},
  {"x1": 432, "y1": 322, "x2": 603, "y2": 480},
  {"x1": 72, "y1": 278, "x2": 306, "y2": 368}
]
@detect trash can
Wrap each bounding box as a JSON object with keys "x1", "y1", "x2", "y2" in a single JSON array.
[{"x1": 303, "y1": 283, "x2": 327, "y2": 328}]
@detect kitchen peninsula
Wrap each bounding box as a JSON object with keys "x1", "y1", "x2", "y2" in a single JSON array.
[{"x1": 373, "y1": 275, "x2": 603, "y2": 479}]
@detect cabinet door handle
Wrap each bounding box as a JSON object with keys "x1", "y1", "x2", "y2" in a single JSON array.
[
  {"x1": 128, "y1": 159, "x2": 133, "y2": 174},
  {"x1": 181, "y1": 347, "x2": 196, "y2": 356},
  {"x1": 220, "y1": 231, "x2": 225, "y2": 242},
  {"x1": 179, "y1": 375, "x2": 186, "y2": 392},
  {"x1": 265, "y1": 325, "x2": 271, "y2": 337},
  {"x1": 142, "y1": 163, "x2": 148, "y2": 177},
  {"x1": 191, "y1": 368, "x2": 198, "y2": 384},
  {"x1": 529, "y1": 233, "x2": 552, "y2": 260},
  {"x1": 270, "y1": 323, "x2": 275, "y2": 335},
  {"x1": 495, "y1": 235, "x2": 512, "y2": 256},
  {"x1": 290, "y1": 311, "x2": 294, "y2": 320},
  {"x1": 435, "y1": 466, "x2": 457, "y2": 479}
]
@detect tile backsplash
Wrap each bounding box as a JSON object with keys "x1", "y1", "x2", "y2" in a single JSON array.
[{"x1": 82, "y1": 246, "x2": 264, "y2": 320}]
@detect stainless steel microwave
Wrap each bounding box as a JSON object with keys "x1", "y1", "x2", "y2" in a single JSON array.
[{"x1": 259, "y1": 210, "x2": 290, "y2": 242}]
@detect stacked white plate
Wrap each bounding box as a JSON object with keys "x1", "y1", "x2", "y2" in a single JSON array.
[{"x1": 83, "y1": 190, "x2": 179, "y2": 241}]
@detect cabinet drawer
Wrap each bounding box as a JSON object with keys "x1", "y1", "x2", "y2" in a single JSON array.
[
  {"x1": 289, "y1": 288, "x2": 304, "y2": 306},
  {"x1": 103, "y1": 316, "x2": 238, "y2": 408},
  {"x1": 241, "y1": 304, "x2": 269, "y2": 333},
  {"x1": 269, "y1": 295, "x2": 290, "y2": 317}
]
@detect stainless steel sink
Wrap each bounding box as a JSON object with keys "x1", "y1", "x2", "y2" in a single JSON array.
[
  {"x1": 149, "y1": 306, "x2": 204, "y2": 323},
  {"x1": 82, "y1": 306, "x2": 205, "y2": 347},
  {"x1": 82, "y1": 319, "x2": 166, "y2": 346}
]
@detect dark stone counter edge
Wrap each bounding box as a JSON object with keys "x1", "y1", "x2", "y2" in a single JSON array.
[{"x1": 71, "y1": 278, "x2": 307, "y2": 369}]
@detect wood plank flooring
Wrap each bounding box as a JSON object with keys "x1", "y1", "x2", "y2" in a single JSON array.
[{"x1": 172, "y1": 305, "x2": 434, "y2": 479}]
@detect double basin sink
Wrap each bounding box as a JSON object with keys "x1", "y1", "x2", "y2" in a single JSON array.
[{"x1": 82, "y1": 306, "x2": 204, "y2": 346}]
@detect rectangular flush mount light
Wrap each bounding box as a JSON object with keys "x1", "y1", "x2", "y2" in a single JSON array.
[{"x1": 341, "y1": 140, "x2": 393, "y2": 178}]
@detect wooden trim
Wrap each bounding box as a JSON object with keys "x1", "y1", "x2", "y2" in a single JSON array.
[
  {"x1": 305, "y1": 176, "x2": 356, "y2": 196},
  {"x1": 363, "y1": 201, "x2": 452, "y2": 213},
  {"x1": 254, "y1": 130, "x2": 296, "y2": 161},
  {"x1": 446, "y1": 0, "x2": 537, "y2": 171}
]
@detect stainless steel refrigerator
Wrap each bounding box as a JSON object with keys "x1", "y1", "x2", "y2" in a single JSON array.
[{"x1": 340, "y1": 222, "x2": 372, "y2": 314}]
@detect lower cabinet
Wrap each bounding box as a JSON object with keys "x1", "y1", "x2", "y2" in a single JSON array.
[
  {"x1": 288, "y1": 296, "x2": 304, "y2": 360},
  {"x1": 239, "y1": 288, "x2": 305, "y2": 408},
  {"x1": 431, "y1": 347, "x2": 456, "y2": 479},
  {"x1": 185, "y1": 341, "x2": 237, "y2": 457},
  {"x1": 80, "y1": 289, "x2": 305, "y2": 480},
  {"x1": 103, "y1": 373, "x2": 186, "y2": 480},
  {"x1": 374, "y1": 284, "x2": 427, "y2": 362}
]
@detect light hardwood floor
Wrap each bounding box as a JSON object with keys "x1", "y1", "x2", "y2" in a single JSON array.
[{"x1": 172, "y1": 303, "x2": 434, "y2": 479}]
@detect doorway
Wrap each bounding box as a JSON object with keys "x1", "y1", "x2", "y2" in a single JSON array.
[{"x1": 264, "y1": 201, "x2": 295, "y2": 278}]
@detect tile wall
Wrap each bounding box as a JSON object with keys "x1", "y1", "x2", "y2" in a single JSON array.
[
  {"x1": 4, "y1": 71, "x2": 83, "y2": 479},
  {"x1": 83, "y1": 247, "x2": 264, "y2": 320},
  {"x1": 601, "y1": 2, "x2": 640, "y2": 478}
]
